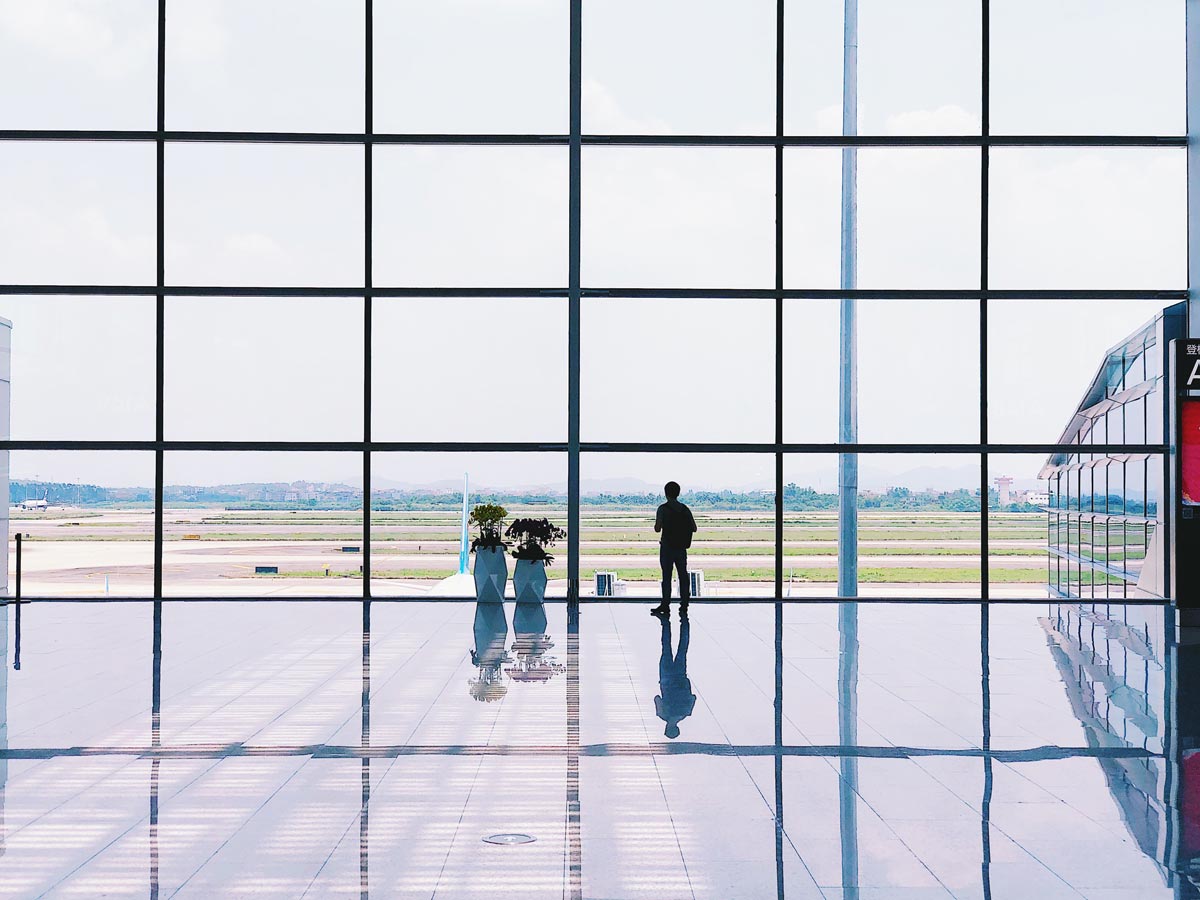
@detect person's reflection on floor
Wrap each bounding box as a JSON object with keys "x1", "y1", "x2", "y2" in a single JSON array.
[
  {"x1": 469, "y1": 601, "x2": 510, "y2": 702},
  {"x1": 508, "y1": 598, "x2": 565, "y2": 683},
  {"x1": 655, "y1": 612, "x2": 695, "y2": 739}
]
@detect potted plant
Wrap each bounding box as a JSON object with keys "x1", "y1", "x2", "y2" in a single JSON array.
[
  {"x1": 469, "y1": 503, "x2": 508, "y2": 602},
  {"x1": 505, "y1": 517, "x2": 566, "y2": 604}
]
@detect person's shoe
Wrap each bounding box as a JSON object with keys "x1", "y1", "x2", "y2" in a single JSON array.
[
  {"x1": 650, "y1": 604, "x2": 670, "y2": 617},
  {"x1": 679, "y1": 601, "x2": 689, "y2": 618}
]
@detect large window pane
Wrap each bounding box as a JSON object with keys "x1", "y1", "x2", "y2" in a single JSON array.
[
  {"x1": 987, "y1": 298, "x2": 1169, "y2": 444},
  {"x1": 11, "y1": 451, "x2": 155, "y2": 598},
  {"x1": 583, "y1": 0, "x2": 775, "y2": 135},
  {"x1": 5, "y1": 295, "x2": 155, "y2": 440},
  {"x1": 784, "y1": 298, "x2": 979, "y2": 443},
  {"x1": 165, "y1": 297, "x2": 363, "y2": 441},
  {"x1": 991, "y1": 0, "x2": 1184, "y2": 136},
  {"x1": 580, "y1": 453, "x2": 775, "y2": 599},
  {"x1": 166, "y1": 0, "x2": 364, "y2": 132},
  {"x1": 0, "y1": 142, "x2": 155, "y2": 286},
  {"x1": 989, "y1": 148, "x2": 1185, "y2": 289},
  {"x1": 784, "y1": 454, "x2": 982, "y2": 599},
  {"x1": 782, "y1": 149, "x2": 842, "y2": 288},
  {"x1": 786, "y1": 148, "x2": 981, "y2": 289},
  {"x1": 370, "y1": 452, "x2": 568, "y2": 598},
  {"x1": 373, "y1": 0, "x2": 567, "y2": 135},
  {"x1": 582, "y1": 298, "x2": 773, "y2": 443},
  {"x1": 0, "y1": 0, "x2": 157, "y2": 130},
  {"x1": 856, "y1": 0, "x2": 981, "y2": 135},
  {"x1": 782, "y1": 0, "x2": 844, "y2": 136},
  {"x1": 857, "y1": 148, "x2": 980, "y2": 288},
  {"x1": 166, "y1": 143, "x2": 364, "y2": 287},
  {"x1": 785, "y1": 0, "x2": 981, "y2": 136},
  {"x1": 780, "y1": 454, "x2": 839, "y2": 599},
  {"x1": 373, "y1": 146, "x2": 566, "y2": 288},
  {"x1": 373, "y1": 298, "x2": 565, "y2": 442},
  {"x1": 162, "y1": 452, "x2": 363, "y2": 598},
  {"x1": 986, "y1": 454, "x2": 1053, "y2": 600},
  {"x1": 582, "y1": 147, "x2": 774, "y2": 288}
]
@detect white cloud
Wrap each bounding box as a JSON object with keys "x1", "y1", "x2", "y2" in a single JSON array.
[
  {"x1": 0, "y1": 0, "x2": 154, "y2": 78},
  {"x1": 581, "y1": 79, "x2": 674, "y2": 136},
  {"x1": 884, "y1": 104, "x2": 981, "y2": 137}
]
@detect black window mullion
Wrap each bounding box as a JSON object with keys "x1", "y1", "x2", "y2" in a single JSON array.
[{"x1": 153, "y1": 0, "x2": 166, "y2": 602}]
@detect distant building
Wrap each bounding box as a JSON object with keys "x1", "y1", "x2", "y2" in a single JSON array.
[
  {"x1": 994, "y1": 476, "x2": 1014, "y2": 507},
  {"x1": 1041, "y1": 302, "x2": 1184, "y2": 600}
]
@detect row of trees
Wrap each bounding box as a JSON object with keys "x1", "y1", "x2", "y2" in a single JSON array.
[{"x1": 10, "y1": 481, "x2": 1041, "y2": 513}]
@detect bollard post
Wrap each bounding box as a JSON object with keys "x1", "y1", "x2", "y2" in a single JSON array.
[{"x1": 14, "y1": 532, "x2": 22, "y2": 670}]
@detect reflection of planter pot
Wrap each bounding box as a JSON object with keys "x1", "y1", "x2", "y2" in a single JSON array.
[
  {"x1": 512, "y1": 598, "x2": 548, "y2": 636},
  {"x1": 513, "y1": 559, "x2": 547, "y2": 604},
  {"x1": 473, "y1": 547, "x2": 508, "y2": 603}
]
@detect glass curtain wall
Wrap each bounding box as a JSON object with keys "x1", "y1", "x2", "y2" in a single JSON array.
[
  {"x1": 0, "y1": 1, "x2": 1185, "y2": 601},
  {"x1": 1041, "y1": 304, "x2": 1182, "y2": 601},
  {"x1": 0, "y1": 4, "x2": 1189, "y2": 899}
]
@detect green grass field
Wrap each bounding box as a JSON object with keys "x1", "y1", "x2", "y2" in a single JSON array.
[{"x1": 16, "y1": 506, "x2": 1078, "y2": 591}]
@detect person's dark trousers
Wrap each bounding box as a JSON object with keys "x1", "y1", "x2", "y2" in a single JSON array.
[{"x1": 659, "y1": 545, "x2": 690, "y2": 602}]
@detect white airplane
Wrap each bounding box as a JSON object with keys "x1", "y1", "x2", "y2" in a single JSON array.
[{"x1": 17, "y1": 490, "x2": 48, "y2": 512}]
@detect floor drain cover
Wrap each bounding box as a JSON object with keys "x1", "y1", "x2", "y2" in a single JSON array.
[{"x1": 483, "y1": 833, "x2": 535, "y2": 845}]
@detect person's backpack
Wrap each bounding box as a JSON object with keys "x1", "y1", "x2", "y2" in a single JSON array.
[{"x1": 663, "y1": 502, "x2": 694, "y2": 549}]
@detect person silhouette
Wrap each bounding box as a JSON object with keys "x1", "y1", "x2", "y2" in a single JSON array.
[
  {"x1": 654, "y1": 613, "x2": 695, "y2": 739},
  {"x1": 651, "y1": 480, "x2": 697, "y2": 617}
]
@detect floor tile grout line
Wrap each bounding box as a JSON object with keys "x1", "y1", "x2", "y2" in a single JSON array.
[
  {"x1": 0, "y1": 743, "x2": 1163, "y2": 761},
  {"x1": 26, "y1": 603, "x2": 447, "y2": 896},
  {"x1": 688, "y1": 613, "x2": 829, "y2": 898},
  {"x1": 974, "y1": 782, "x2": 1092, "y2": 900},
  {"x1": 4, "y1": 611, "x2": 373, "y2": 848},
  {"x1": 165, "y1": 756, "x2": 325, "y2": 900},
  {"x1": 30, "y1": 609, "x2": 415, "y2": 897},
  {"x1": 11, "y1": 614, "x2": 348, "y2": 753},
  {"x1": 299, "y1": 603, "x2": 472, "y2": 898},
  {"x1": 428, "y1": 649, "x2": 511, "y2": 900},
  {"x1": 166, "y1": 602, "x2": 454, "y2": 897}
]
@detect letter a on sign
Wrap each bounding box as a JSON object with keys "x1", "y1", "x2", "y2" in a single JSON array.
[{"x1": 1190, "y1": 360, "x2": 1200, "y2": 386}]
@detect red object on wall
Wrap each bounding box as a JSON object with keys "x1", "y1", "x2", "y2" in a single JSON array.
[
  {"x1": 1185, "y1": 401, "x2": 1200, "y2": 506},
  {"x1": 1185, "y1": 750, "x2": 1200, "y2": 854}
]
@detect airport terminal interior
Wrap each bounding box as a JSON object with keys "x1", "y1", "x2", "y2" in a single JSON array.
[{"x1": 2, "y1": 1, "x2": 1200, "y2": 898}]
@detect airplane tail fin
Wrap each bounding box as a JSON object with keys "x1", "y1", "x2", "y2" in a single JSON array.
[{"x1": 458, "y1": 473, "x2": 470, "y2": 575}]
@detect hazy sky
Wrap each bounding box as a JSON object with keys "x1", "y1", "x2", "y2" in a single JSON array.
[{"x1": 0, "y1": 0, "x2": 1187, "y2": 490}]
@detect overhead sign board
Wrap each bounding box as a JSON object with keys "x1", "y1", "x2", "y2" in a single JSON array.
[{"x1": 1173, "y1": 340, "x2": 1200, "y2": 607}]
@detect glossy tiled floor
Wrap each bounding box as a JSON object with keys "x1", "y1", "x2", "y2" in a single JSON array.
[{"x1": 0, "y1": 599, "x2": 1190, "y2": 899}]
